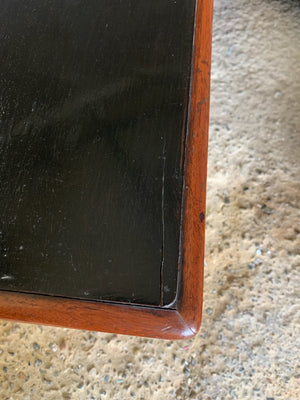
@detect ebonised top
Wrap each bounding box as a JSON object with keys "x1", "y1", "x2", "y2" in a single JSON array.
[{"x1": 0, "y1": 0, "x2": 196, "y2": 306}]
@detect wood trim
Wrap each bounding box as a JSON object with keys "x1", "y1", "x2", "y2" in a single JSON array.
[
  {"x1": 0, "y1": 292, "x2": 194, "y2": 340},
  {"x1": 0, "y1": 0, "x2": 213, "y2": 339},
  {"x1": 178, "y1": 0, "x2": 214, "y2": 335}
]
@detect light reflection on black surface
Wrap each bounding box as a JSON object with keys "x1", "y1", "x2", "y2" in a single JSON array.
[{"x1": 0, "y1": 0, "x2": 196, "y2": 305}]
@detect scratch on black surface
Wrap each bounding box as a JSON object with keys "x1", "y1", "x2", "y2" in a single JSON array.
[{"x1": 160, "y1": 139, "x2": 167, "y2": 306}]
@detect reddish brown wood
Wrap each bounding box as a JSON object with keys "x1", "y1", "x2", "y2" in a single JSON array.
[
  {"x1": 0, "y1": 0, "x2": 213, "y2": 339},
  {"x1": 178, "y1": 0, "x2": 214, "y2": 335},
  {"x1": 0, "y1": 292, "x2": 195, "y2": 339}
]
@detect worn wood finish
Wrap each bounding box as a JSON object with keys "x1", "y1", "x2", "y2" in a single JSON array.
[{"x1": 0, "y1": 0, "x2": 213, "y2": 339}]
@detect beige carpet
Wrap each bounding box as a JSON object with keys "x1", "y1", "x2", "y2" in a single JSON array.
[{"x1": 0, "y1": 0, "x2": 299, "y2": 398}]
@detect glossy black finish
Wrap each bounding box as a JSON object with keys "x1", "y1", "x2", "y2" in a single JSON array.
[{"x1": 0, "y1": 0, "x2": 195, "y2": 305}]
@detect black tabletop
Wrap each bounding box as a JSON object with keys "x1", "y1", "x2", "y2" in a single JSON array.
[{"x1": 0, "y1": 0, "x2": 196, "y2": 306}]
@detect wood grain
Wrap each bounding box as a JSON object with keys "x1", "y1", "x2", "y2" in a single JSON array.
[{"x1": 0, "y1": 291, "x2": 194, "y2": 340}]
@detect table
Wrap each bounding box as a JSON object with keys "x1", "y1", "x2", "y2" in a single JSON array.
[{"x1": 0, "y1": 0, "x2": 213, "y2": 339}]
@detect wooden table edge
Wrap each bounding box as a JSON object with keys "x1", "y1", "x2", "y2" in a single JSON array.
[
  {"x1": 0, "y1": 0, "x2": 213, "y2": 340},
  {"x1": 0, "y1": 291, "x2": 198, "y2": 340}
]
